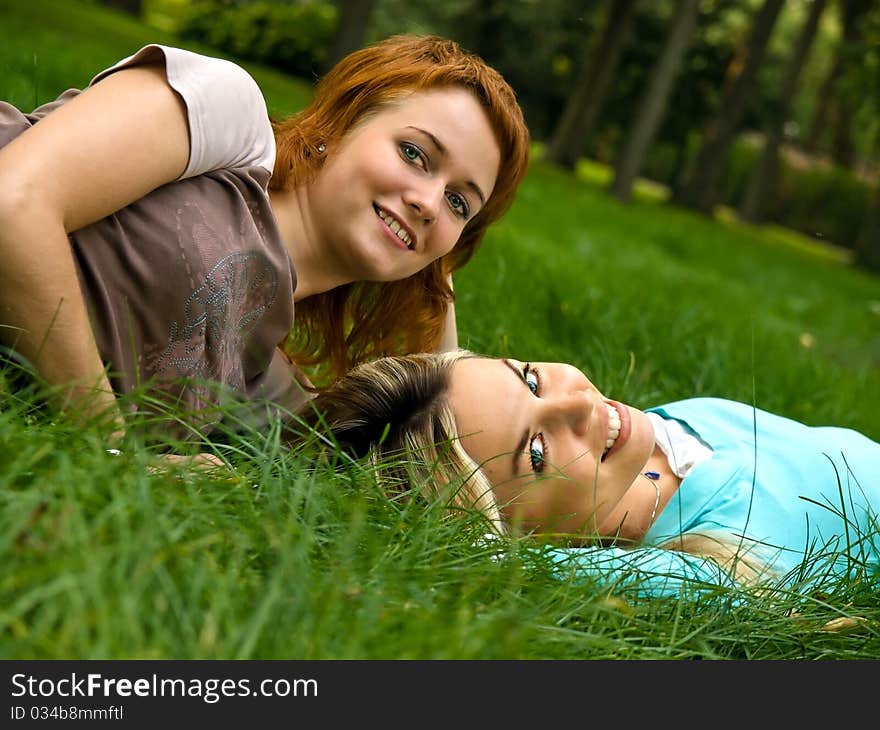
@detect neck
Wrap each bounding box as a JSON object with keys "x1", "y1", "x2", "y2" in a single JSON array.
[
  {"x1": 641, "y1": 445, "x2": 682, "y2": 523},
  {"x1": 269, "y1": 186, "x2": 352, "y2": 301}
]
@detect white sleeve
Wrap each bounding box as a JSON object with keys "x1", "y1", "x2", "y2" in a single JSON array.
[{"x1": 90, "y1": 44, "x2": 276, "y2": 179}]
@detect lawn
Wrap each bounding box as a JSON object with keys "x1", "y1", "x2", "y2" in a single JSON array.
[
  {"x1": 1, "y1": 0, "x2": 878, "y2": 660},
  {"x1": 0, "y1": 0, "x2": 312, "y2": 117}
]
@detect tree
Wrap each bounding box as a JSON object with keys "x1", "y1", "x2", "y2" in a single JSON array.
[
  {"x1": 322, "y1": 0, "x2": 379, "y2": 73},
  {"x1": 672, "y1": 0, "x2": 786, "y2": 214},
  {"x1": 738, "y1": 0, "x2": 828, "y2": 223},
  {"x1": 610, "y1": 0, "x2": 701, "y2": 202},
  {"x1": 804, "y1": 0, "x2": 873, "y2": 166},
  {"x1": 544, "y1": 0, "x2": 640, "y2": 170},
  {"x1": 856, "y1": 175, "x2": 880, "y2": 271},
  {"x1": 852, "y1": 7, "x2": 880, "y2": 272}
]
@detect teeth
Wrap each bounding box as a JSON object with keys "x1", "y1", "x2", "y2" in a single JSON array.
[
  {"x1": 603, "y1": 403, "x2": 620, "y2": 456},
  {"x1": 378, "y1": 209, "x2": 413, "y2": 249}
]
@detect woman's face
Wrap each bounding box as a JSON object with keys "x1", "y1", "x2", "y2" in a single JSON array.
[
  {"x1": 307, "y1": 87, "x2": 501, "y2": 283},
  {"x1": 447, "y1": 357, "x2": 656, "y2": 536}
]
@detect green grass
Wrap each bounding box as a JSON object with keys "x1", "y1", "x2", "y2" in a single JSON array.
[
  {"x1": 0, "y1": 0, "x2": 312, "y2": 117},
  {"x1": 2, "y1": 0, "x2": 879, "y2": 660}
]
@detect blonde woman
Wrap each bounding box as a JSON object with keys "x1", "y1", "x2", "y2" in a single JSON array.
[{"x1": 295, "y1": 350, "x2": 880, "y2": 597}]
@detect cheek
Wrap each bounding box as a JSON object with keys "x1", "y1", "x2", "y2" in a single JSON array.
[
  {"x1": 502, "y1": 475, "x2": 595, "y2": 532},
  {"x1": 481, "y1": 463, "x2": 533, "y2": 519},
  {"x1": 325, "y1": 143, "x2": 386, "y2": 191},
  {"x1": 432, "y1": 218, "x2": 466, "y2": 256},
  {"x1": 362, "y1": 140, "x2": 411, "y2": 188},
  {"x1": 482, "y1": 462, "x2": 511, "y2": 504},
  {"x1": 312, "y1": 159, "x2": 354, "y2": 212}
]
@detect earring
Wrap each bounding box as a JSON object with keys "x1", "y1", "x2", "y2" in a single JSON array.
[{"x1": 317, "y1": 143, "x2": 326, "y2": 154}]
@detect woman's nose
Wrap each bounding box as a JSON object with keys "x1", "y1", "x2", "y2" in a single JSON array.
[
  {"x1": 542, "y1": 389, "x2": 596, "y2": 435},
  {"x1": 403, "y1": 180, "x2": 442, "y2": 225}
]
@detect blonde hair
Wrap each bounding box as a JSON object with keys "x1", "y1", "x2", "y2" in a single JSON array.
[
  {"x1": 271, "y1": 35, "x2": 530, "y2": 384},
  {"x1": 292, "y1": 350, "x2": 505, "y2": 532},
  {"x1": 295, "y1": 351, "x2": 770, "y2": 584},
  {"x1": 659, "y1": 533, "x2": 772, "y2": 585}
]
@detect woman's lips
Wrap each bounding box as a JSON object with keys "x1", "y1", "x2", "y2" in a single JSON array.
[{"x1": 374, "y1": 204, "x2": 415, "y2": 251}]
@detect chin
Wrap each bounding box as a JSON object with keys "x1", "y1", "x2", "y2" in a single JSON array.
[{"x1": 626, "y1": 405, "x2": 655, "y2": 455}]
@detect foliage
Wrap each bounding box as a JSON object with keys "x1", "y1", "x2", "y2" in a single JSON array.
[
  {"x1": 174, "y1": 0, "x2": 337, "y2": 81},
  {"x1": 600, "y1": 0, "x2": 739, "y2": 165},
  {"x1": 0, "y1": 0, "x2": 313, "y2": 117},
  {"x1": 772, "y1": 153, "x2": 872, "y2": 247},
  {"x1": 639, "y1": 134, "x2": 874, "y2": 253}
]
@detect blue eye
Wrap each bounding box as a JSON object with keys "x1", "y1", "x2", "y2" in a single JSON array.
[
  {"x1": 523, "y1": 363, "x2": 539, "y2": 395},
  {"x1": 529, "y1": 434, "x2": 546, "y2": 473}
]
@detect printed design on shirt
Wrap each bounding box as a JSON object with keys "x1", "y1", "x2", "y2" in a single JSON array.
[{"x1": 150, "y1": 250, "x2": 279, "y2": 392}]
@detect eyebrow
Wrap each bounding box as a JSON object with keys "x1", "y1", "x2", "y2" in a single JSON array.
[
  {"x1": 406, "y1": 126, "x2": 487, "y2": 206},
  {"x1": 502, "y1": 358, "x2": 529, "y2": 478}
]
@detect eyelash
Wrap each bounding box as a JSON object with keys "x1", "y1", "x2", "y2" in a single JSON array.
[
  {"x1": 522, "y1": 363, "x2": 547, "y2": 473},
  {"x1": 522, "y1": 363, "x2": 540, "y2": 395},
  {"x1": 529, "y1": 433, "x2": 547, "y2": 474},
  {"x1": 399, "y1": 141, "x2": 471, "y2": 220}
]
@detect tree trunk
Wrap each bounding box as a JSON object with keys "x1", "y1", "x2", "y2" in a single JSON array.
[
  {"x1": 672, "y1": 0, "x2": 785, "y2": 214},
  {"x1": 456, "y1": 0, "x2": 507, "y2": 62},
  {"x1": 855, "y1": 180, "x2": 880, "y2": 271},
  {"x1": 830, "y1": 0, "x2": 872, "y2": 167},
  {"x1": 545, "y1": 0, "x2": 640, "y2": 171},
  {"x1": 855, "y1": 127, "x2": 880, "y2": 272},
  {"x1": 739, "y1": 0, "x2": 827, "y2": 223},
  {"x1": 322, "y1": 0, "x2": 379, "y2": 73},
  {"x1": 610, "y1": 0, "x2": 700, "y2": 202},
  {"x1": 805, "y1": 0, "x2": 871, "y2": 162},
  {"x1": 804, "y1": 48, "x2": 843, "y2": 153}
]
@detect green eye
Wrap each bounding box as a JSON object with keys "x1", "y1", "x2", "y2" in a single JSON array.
[
  {"x1": 400, "y1": 142, "x2": 424, "y2": 166},
  {"x1": 447, "y1": 191, "x2": 470, "y2": 219}
]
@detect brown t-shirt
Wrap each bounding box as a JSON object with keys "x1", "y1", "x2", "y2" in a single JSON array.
[{"x1": 0, "y1": 47, "x2": 311, "y2": 437}]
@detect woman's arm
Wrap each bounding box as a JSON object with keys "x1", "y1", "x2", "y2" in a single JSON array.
[{"x1": 0, "y1": 64, "x2": 190, "y2": 424}]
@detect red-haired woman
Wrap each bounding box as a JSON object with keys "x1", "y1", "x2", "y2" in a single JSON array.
[{"x1": 0, "y1": 35, "x2": 530, "y2": 450}]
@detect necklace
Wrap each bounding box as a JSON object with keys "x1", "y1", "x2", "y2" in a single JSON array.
[{"x1": 642, "y1": 470, "x2": 661, "y2": 523}]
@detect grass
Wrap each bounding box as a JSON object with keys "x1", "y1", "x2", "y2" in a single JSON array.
[
  {"x1": 0, "y1": 0, "x2": 312, "y2": 117},
  {"x1": 1, "y1": 0, "x2": 879, "y2": 660}
]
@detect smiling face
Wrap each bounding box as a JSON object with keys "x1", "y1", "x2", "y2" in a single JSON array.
[
  {"x1": 446, "y1": 357, "x2": 657, "y2": 537},
  {"x1": 306, "y1": 87, "x2": 501, "y2": 284}
]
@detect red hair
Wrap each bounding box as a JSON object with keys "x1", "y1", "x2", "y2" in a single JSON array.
[{"x1": 271, "y1": 34, "x2": 530, "y2": 383}]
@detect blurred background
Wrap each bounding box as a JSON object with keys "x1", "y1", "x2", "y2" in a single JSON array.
[{"x1": 87, "y1": 0, "x2": 880, "y2": 274}]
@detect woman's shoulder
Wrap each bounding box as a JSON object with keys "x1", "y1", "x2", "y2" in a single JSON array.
[
  {"x1": 89, "y1": 44, "x2": 251, "y2": 88},
  {"x1": 90, "y1": 45, "x2": 275, "y2": 178}
]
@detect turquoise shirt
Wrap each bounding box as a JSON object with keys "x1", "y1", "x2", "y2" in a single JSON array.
[{"x1": 546, "y1": 398, "x2": 880, "y2": 597}]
